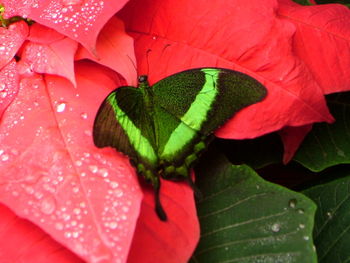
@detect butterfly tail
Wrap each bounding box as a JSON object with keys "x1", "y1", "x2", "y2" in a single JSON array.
[{"x1": 154, "y1": 177, "x2": 167, "y2": 221}]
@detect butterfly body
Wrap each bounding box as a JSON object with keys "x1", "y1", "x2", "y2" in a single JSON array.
[{"x1": 93, "y1": 68, "x2": 267, "y2": 220}]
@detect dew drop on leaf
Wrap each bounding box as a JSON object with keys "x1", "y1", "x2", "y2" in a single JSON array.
[
  {"x1": 110, "y1": 181, "x2": 119, "y2": 189},
  {"x1": 0, "y1": 91, "x2": 7, "y2": 98},
  {"x1": 56, "y1": 101, "x2": 67, "y2": 112},
  {"x1": 288, "y1": 199, "x2": 297, "y2": 208},
  {"x1": 109, "y1": 221, "x2": 118, "y2": 229},
  {"x1": 89, "y1": 165, "x2": 98, "y2": 173},
  {"x1": 326, "y1": 211, "x2": 333, "y2": 219},
  {"x1": 40, "y1": 196, "x2": 56, "y2": 215},
  {"x1": 72, "y1": 231, "x2": 79, "y2": 238},
  {"x1": 80, "y1": 112, "x2": 88, "y2": 119},
  {"x1": 271, "y1": 223, "x2": 281, "y2": 232},
  {"x1": 73, "y1": 208, "x2": 81, "y2": 215},
  {"x1": 62, "y1": 0, "x2": 83, "y2": 6},
  {"x1": 55, "y1": 222, "x2": 64, "y2": 230},
  {"x1": 122, "y1": 206, "x2": 129, "y2": 213},
  {"x1": 297, "y1": 208, "x2": 305, "y2": 214},
  {"x1": 0, "y1": 83, "x2": 5, "y2": 91},
  {"x1": 1, "y1": 154, "x2": 9, "y2": 161}
]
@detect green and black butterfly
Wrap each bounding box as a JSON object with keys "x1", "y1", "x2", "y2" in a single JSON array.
[{"x1": 93, "y1": 68, "x2": 267, "y2": 221}]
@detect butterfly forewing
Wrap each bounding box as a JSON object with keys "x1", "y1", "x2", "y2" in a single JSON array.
[
  {"x1": 93, "y1": 86, "x2": 158, "y2": 170},
  {"x1": 152, "y1": 68, "x2": 267, "y2": 135}
]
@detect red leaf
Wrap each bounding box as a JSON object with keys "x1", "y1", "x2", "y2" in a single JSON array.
[
  {"x1": 275, "y1": 1, "x2": 350, "y2": 158},
  {"x1": 0, "y1": 204, "x2": 83, "y2": 263},
  {"x1": 128, "y1": 179, "x2": 199, "y2": 263},
  {"x1": 119, "y1": 0, "x2": 333, "y2": 139},
  {"x1": 1, "y1": 0, "x2": 129, "y2": 53},
  {"x1": 0, "y1": 21, "x2": 28, "y2": 69},
  {"x1": 27, "y1": 23, "x2": 65, "y2": 44},
  {"x1": 278, "y1": 0, "x2": 350, "y2": 94},
  {"x1": 0, "y1": 61, "x2": 142, "y2": 263},
  {"x1": 75, "y1": 16, "x2": 137, "y2": 86},
  {"x1": 0, "y1": 60, "x2": 19, "y2": 119},
  {"x1": 279, "y1": 124, "x2": 313, "y2": 164},
  {"x1": 20, "y1": 28, "x2": 78, "y2": 87}
]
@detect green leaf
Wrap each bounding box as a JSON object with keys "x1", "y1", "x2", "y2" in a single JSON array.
[
  {"x1": 294, "y1": 92, "x2": 350, "y2": 172},
  {"x1": 191, "y1": 151, "x2": 317, "y2": 263},
  {"x1": 314, "y1": 0, "x2": 350, "y2": 7},
  {"x1": 291, "y1": 0, "x2": 313, "y2": 5},
  {"x1": 303, "y1": 166, "x2": 350, "y2": 263},
  {"x1": 215, "y1": 132, "x2": 283, "y2": 169}
]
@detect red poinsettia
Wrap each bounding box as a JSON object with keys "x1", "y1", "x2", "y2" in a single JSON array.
[{"x1": 0, "y1": 0, "x2": 349, "y2": 262}]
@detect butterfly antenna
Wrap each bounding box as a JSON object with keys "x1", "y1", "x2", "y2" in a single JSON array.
[
  {"x1": 146, "y1": 49, "x2": 152, "y2": 76},
  {"x1": 154, "y1": 178, "x2": 167, "y2": 221}
]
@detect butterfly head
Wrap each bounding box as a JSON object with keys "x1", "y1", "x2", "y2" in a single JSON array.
[
  {"x1": 138, "y1": 75, "x2": 151, "y2": 90},
  {"x1": 138, "y1": 75, "x2": 148, "y2": 83}
]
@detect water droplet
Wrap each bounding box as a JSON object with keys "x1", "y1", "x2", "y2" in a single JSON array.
[
  {"x1": 84, "y1": 130, "x2": 92, "y2": 136},
  {"x1": 62, "y1": 213, "x2": 71, "y2": 221},
  {"x1": 40, "y1": 196, "x2": 56, "y2": 215},
  {"x1": 64, "y1": 231, "x2": 72, "y2": 238},
  {"x1": 0, "y1": 83, "x2": 5, "y2": 91},
  {"x1": 55, "y1": 222, "x2": 64, "y2": 230},
  {"x1": 1, "y1": 154, "x2": 9, "y2": 161},
  {"x1": 73, "y1": 208, "x2": 81, "y2": 215},
  {"x1": 56, "y1": 102, "x2": 66, "y2": 113},
  {"x1": 34, "y1": 191, "x2": 43, "y2": 199},
  {"x1": 122, "y1": 206, "x2": 129, "y2": 213},
  {"x1": 80, "y1": 112, "x2": 88, "y2": 119},
  {"x1": 0, "y1": 91, "x2": 7, "y2": 98},
  {"x1": 62, "y1": 0, "x2": 83, "y2": 6},
  {"x1": 72, "y1": 231, "x2": 79, "y2": 238},
  {"x1": 271, "y1": 223, "x2": 281, "y2": 232},
  {"x1": 110, "y1": 181, "x2": 119, "y2": 189},
  {"x1": 303, "y1": 236, "x2": 310, "y2": 241},
  {"x1": 25, "y1": 186, "x2": 34, "y2": 194},
  {"x1": 89, "y1": 165, "x2": 98, "y2": 173},
  {"x1": 299, "y1": 224, "x2": 305, "y2": 229},
  {"x1": 109, "y1": 222, "x2": 118, "y2": 229},
  {"x1": 99, "y1": 168, "x2": 108, "y2": 177},
  {"x1": 326, "y1": 211, "x2": 333, "y2": 219},
  {"x1": 72, "y1": 186, "x2": 79, "y2": 193},
  {"x1": 288, "y1": 199, "x2": 297, "y2": 208},
  {"x1": 114, "y1": 189, "x2": 123, "y2": 197},
  {"x1": 297, "y1": 208, "x2": 305, "y2": 214}
]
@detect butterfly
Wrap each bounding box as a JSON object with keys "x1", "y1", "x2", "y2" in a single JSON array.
[{"x1": 93, "y1": 68, "x2": 267, "y2": 220}]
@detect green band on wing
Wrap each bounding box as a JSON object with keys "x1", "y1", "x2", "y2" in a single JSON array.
[
  {"x1": 160, "y1": 122, "x2": 197, "y2": 160},
  {"x1": 107, "y1": 94, "x2": 157, "y2": 165},
  {"x1": 181, "y1": 68, "x2": 219, "y2": 130},
  {"x1": 161, "y1": 69, "x2": 219, "y2": 158}
]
